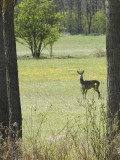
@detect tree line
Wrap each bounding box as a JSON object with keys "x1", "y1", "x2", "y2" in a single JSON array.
[{"x1": 54, "y1": 0, "x2": 106, "y2": 34}]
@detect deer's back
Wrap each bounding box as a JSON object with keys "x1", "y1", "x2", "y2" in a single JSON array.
[{"x1": 82, "y1": 80, "x2": 100, "y2": 89}]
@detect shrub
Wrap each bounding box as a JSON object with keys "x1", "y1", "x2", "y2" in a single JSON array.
[{"x1": 95, "y1": 48, "x2": 106, "y2": 57}]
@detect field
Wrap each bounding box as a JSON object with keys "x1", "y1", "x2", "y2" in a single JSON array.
[
  {"x1": 17, "y1": 34, "x2": 106, "y2": 55},
  {"x1": 17, "y1": 35, "x2": 106, "y2": 139}
]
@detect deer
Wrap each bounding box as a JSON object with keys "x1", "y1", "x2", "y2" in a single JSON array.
[{"x1": 77, "y1": 70, "x2": 100, "y2": 99}]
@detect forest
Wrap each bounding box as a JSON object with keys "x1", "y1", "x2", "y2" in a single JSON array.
[{"x1": 54, "y1": 0, "x2": 106, "y2": 34}]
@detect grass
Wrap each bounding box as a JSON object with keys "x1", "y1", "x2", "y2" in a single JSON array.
[
  {"x1": 16, "y1": 34, "x2": 106, "y2": 55},
  {"x1": 18, "y1": 57, "x2": 106, "y2": 138},
  {"x1": 16, "y1": 35, "x2": 108, "y2": 159}
]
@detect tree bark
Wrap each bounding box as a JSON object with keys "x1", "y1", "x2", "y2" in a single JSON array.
[
  {"x1": 0, "y1": 0, "x2": 9, "y2": 140},
  {"x1": 106, "y1": 0, "x2": 120, "y2": 159},
  {"x1": 67, "y1": 0, "x2": 74, "y2": 34},
  {"x1": 3, "y1": 0, "x2": 22, "y2": 138},
  {"x1": 76, "y1": 0, "x2": 82, "y2": 33}
]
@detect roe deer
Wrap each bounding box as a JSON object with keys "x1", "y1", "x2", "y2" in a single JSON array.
[{"x1": 77, "y1": 70, "x2": 100, "y2": 99}]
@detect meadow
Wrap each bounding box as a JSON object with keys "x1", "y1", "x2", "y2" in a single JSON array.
[
  {"x1": 17, "y1": 35, "x2": 107, "y2": 159},
  {"x1": 17, "y1": 34, "x2": 106, "y2": 55},
  {"x1": 17, "y1": 35, "x2": 106, "y2": 137}
]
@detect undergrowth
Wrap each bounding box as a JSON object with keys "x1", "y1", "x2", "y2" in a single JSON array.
[{"x1": 0, "y1": 98, "x2": 120, "y2": 159}]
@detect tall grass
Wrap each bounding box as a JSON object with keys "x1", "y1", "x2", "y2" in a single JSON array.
[
  {"x1": 21, "y1": 97, "x2": 107, "y2": 159},
  {"x1": 1, "y1": 99, "x2": 119, "y2": 159}
]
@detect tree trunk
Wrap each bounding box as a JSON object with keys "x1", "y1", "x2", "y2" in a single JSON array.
[
  {"x1": 68, "y1": 0, "x2": 73, "y2": 34},
  {"x1": 50, "y1": 44, "x2": 53, "y2": 57},
  {"x1": 0, "y1": 1, "x2": 9, "y2": 140},
  {"x1": 86, "y1": 14, "x2": 92, "y2": 34},
  {"x1": 106, "y1": 0, "x2": 120, "y2": 159},
  {"x1": 3, "y1": 0, "x2": 22, "y2": 139},
  {"x1": 76, "y1": 0, "x2": 82, "y2": 33}
]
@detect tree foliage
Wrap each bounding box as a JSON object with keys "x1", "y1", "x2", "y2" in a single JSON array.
[
  {"x1": 54, "y1": 0, "x2": 105, "y2": 34},
  {"x1": 15, "y1": 0, "x2": 62, "y2": 58},
  {"x1": 92, "y1": 11, "x2": 106, "y2": 34},
  {"x1": 44, "y1": 27, "x2": 61, "y2": 56}
]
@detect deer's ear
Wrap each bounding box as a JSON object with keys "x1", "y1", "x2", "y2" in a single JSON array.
[{"x1": 82, "y1": 70, "x2": 84, "y2": 73}]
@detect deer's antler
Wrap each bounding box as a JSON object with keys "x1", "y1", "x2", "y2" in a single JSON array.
[{"x1": 77, "y1": 70, "x2": 84, "y2": 75}]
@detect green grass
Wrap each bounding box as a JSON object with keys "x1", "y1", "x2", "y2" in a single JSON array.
[
  {"x1": 16, "y1": 34, "x2": 106, "y2": 55},
  {"x1": 18, "y1": 58, "x2": 106, "y2": 137},
  {"x1": 17, "y1": 34, "x2": 106, "y2": 138}
]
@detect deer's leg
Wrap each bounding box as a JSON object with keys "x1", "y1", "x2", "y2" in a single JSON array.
[
  {"x1": 84, "y1": 89, "x2": 87, "y2": 99},
  {"x1": 94, "y1": 85, "x2": 100, "y2": 99},
  {"x1": 97, "y1": 89, "x2": 100, "y2": 99},
  {"x1": 81, "y1": 88, "x2": 85, "y2": 99}
]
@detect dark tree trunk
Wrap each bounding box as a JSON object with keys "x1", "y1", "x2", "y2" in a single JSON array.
[
  {"x1": 85, "y1": 0, "x2": 97, "y2": 34},
  {"x1": 50, "y1": 44, "x2": 53, "y2": 57},
  {"x1": 76, "y1": 0, "x2": 82, "y2": 33},
  {"x1": 0, "y1": 1, "x2": 9, "y2": 140},
  {"x1": 3, "y1": 0, "x2": 22, "y2": 139},
  {"x1": 88, "y1": 17, "x2": 92, "y2": 34},
  {"x1": 68, "y1": 0, "x2": 74, "y2": 34},
  {"x1": 106, "y1": 0, "x2": 120, "y2": 159}
]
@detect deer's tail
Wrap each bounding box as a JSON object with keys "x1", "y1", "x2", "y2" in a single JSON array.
[{"x1": 94, "y1": 81, "x2": 100, "y2": 89}]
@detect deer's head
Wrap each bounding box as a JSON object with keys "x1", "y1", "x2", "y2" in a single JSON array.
[{"x1": 77, "y1": 70, "x2": 84, "y2": 79}]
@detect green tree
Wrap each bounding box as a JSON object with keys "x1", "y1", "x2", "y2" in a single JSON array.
[
  {"x1": 15, "y1": 0, "x2": 61, "y2": 58},
  {"x1": 106, "y1": 0, "x2": 120, "y2": 159}
]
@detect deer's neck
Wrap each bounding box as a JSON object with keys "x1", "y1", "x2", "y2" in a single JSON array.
[{"x1": 80, "y1": 75, "x2": 84, "y2": 84}]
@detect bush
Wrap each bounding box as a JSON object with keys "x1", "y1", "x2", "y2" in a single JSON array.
[{"x1": 95, "y1": 48, "x2": 106, "y2": 57}]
